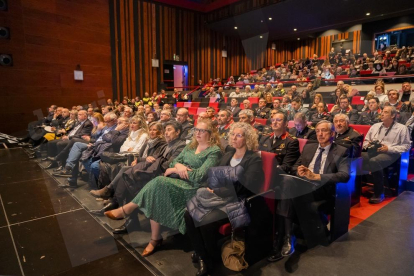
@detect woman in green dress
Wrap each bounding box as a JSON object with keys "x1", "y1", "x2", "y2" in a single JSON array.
[{"x1": 105, "y1": 119, "x2": 222, "y2": 256}]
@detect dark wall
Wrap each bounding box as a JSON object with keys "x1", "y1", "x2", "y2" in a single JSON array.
[
  {"x1": 361, "y1": 14, "x2": 414, "y2": 54},
  {"x1": 0, "y1": 0, "x2": 112, "y2": 135}
]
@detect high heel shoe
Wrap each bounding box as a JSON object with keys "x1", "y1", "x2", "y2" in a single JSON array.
[
  {"x1": 104, "y1": 206, "x2": 127, "y2": 220},
  {"x1": 142, "y1": 238, "x2": 163, "y2": 257}
]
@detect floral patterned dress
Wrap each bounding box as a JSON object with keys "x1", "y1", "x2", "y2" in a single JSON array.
[{"x1": 132, "y1": 145, "x2": 222, "y2": 234}]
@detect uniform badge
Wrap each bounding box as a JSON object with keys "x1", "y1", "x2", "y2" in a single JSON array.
[{"x1": 279, "y1": 144, "x2": 285, "y2": 149}]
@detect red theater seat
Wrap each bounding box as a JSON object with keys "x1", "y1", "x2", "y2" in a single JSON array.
[
  {"x1": 209, "y1": 102, "x2": 218, "y2": 108},
  {"x1": 197, "y1": 107, "x2": 206, "y2": 115},
  {"x1": 191, "y1": 102, "x2": 200, "y2": 107},
  {"x1": 298, "y1": 138, "x2": 308, "y2": 153},
  {"x1": 176, "y1": 102, "x2": 184, "y2": 108},
  {"x1": 349, "y1": 124, "x2": 370, "y2": 138},
  {"x1": 188, "y1": 107, "x2": 198, "y2": 115},
  {"x1": 248, "y1": 97, "x2": 259, "y2": 104},
  {"x1": 360, "y1": 70, "x2": 372, "y2": 75},
  {"x1": 351, "y1": 96, "x2": 365, "y2": 106},
  {"x1": 256, "y1": 118, "x2": 267, "y2": 125},
  {"x1": 184, "y1": 102, "x2": 192, "y2": 108}
]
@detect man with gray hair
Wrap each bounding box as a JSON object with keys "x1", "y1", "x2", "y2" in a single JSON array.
[
  {"x1": 175, "y1": 108, "x2": 193, "y2": 140},
  {"x1": 268, "y1": 119, "x2": 350, "y2": 262},
  {"x1": 333, "y1": 113, "x2": 363, "y2": 158},
  {"x1": 288, "y1": 112, "x2": 316, "y2": 140},
  {"x1": 362, "y1": 105, "x2": 411, "y2": 204}
]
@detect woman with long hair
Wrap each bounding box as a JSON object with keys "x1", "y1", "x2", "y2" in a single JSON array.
[{"x1": 104, "y1": 119, "x2": 222, "y2": 256}]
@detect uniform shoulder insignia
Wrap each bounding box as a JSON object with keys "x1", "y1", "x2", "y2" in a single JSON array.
[
  {"x1": 308, "y1": 126, "x2": 315, "y2": 129},
  {"x1": 287, "y1": 133, "x2": 297, "y2": 139}
]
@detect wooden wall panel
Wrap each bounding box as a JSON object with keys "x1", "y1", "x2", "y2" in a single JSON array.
[
  {"x1": 0, "y1": 0, "x2": 112, "y2": 135},
  {"x1": 111, "y1": 0, "x2": 249, "y2": 98}
]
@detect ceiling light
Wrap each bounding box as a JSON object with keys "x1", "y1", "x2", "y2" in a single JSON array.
[
  {"x1": 260, "y1": 36, "x2": 263, "y2": 38},
  {"x1": 297, "y1": 38, "x2": 300, "y2": 40},
  {"x1": 269, "y1": 17, "x2": 272, "y2": 20},
  {"x1": 366, "y1": 12, "x2": 370, "y2": 16},
  {"x1": 234, "y1": 26, "x2": 238, "y2": 29},
  {"x1": 294, "y1": 28, "x2": 297, "y2": 31},
  {"x1": 261, "y1": 20, "x2": 263, "y2": 23}
]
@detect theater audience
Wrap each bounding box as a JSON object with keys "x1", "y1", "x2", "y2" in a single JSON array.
[
  {"x1": 362, "y1": 106, "x2": 411, "y2": 204},
  {"x1": 184, "y1": 122, "x2": 263, "y2": 276},
  {"x1": 103, "y1": 119, "x2": 222, "y2": 257}
]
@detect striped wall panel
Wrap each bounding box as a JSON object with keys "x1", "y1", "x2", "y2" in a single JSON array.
[{"x1": 110, "y1": 0, "x2": 251, "y2": 99}]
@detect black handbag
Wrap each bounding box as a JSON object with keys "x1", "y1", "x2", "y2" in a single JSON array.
[{"x1": 100, "y1": 152, "x2": 129, "y2": 164}]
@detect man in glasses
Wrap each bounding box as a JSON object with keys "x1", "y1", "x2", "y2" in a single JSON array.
[
  {"x1": 217, "y1": 109, "x2": 234, "y2": 149},
  {"x1": 330, "y1": 95, "x2": 358, "y2": 124}
]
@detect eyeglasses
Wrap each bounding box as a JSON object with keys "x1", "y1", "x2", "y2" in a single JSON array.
[
  {"x1": 229, "y1": 132, "x2": 244, "y2": 139},
  {"x1": 194, "y1": 128, "x2": 211, "y2": 134}
]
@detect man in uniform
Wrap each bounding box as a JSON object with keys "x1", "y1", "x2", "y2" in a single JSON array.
[
  {"x1": 357, "y1": 98, "x2": 382, "y2": 125},
  {"x1": 333, "y1": 114, "x2": 363, "y2": 158},
  {"x1": 256, "y1": 98, "x2": 271, "y2": 119},
  {"x1": 217, "y1": 109, "x2": 234, "y2": 148},
  {"x1": 331, "y1": 95, "x2": 358, "y2": 124},
  {"x1": 288, "y1": 112, "x2": 317, "y2": 140}
]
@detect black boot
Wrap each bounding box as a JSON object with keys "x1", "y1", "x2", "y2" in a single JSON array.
[
  {"x1": 196, "y1": 258, "x2": 211, "y2": 276},
  {"x1": 281, "y1": 235, "x2": 296, "y2": 257},
  {"x1": 112, "y1": 217, "x2": 141, "y2": 234},
  {"x1": 191, "y1": 252, "x2": 200, "y2": 263},
  {"x1": 267, "y1": 231, "x2": 284, "y2": 262}
]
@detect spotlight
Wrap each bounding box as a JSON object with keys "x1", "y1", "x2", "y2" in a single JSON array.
[
  {"x1": 234, "y1": 26, "x2": 238, "y2": 29},
  {"x1": 297, "y1": 38, "x2": 300, "y2": 40},
  {"x1": 366, "y1": 12, "x2": 370, "y2": 16},
  {"x1": 0, "y1": 54, "x2": 13, "y2": 66},
  {"x1": 0, "y1": 0, "x2": 7, "y2": 11},
  {"x1": 260, "y1": 36, "x2": 263, "y2": 38},
  {"x1": 0, "y1": 27, "x2": 10, "y2": 39},
  {"x1": 294, "y1": 28, "x2": 297, "y2": 31},
  {"x1": 269, "y1": 17, "x2": 272, "y2": 20}
]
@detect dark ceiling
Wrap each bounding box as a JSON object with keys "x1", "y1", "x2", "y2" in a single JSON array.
[{"x1": 208, "y1": 0, "x2": 414, "y2": 41}]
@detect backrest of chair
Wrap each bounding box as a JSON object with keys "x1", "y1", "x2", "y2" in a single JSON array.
[
  {"x1": 188, "y1": 107, "x2": 198, "y2": 115},
  {"x1": 260, "y1": 151, "x2": 277, "y2": 214},
  {"x1": 360, "y1": 70, "x2": 372, "y2": 75},
  {"x1": 209, "y1": 97, "x2": 217, "y2": 103},
  {"x1": 336, "y1": 75, "x2": 348, "y2": 79},
  {"x1": 351, "y1": 96, "x2": 365, "y2": 105},
  {"x1": 256, "y1": 118, "x2": 267, "y2": 125},
  {"x1": 327, "y1": 103, "x2": 334, "y2": 111},
  {"x1": 288, "y1": 120, "x2": 295, "y2": 128},
  {"x1": 191, "y1": 102, "x2": 200, "y2": 107},
  {"x1": 248, "y1": 97, "x2": 259, "y2": 104},
  {"x1": 197, "y1": 107, "x2": 207, "y2": 115},
  {"x1": 298, "y1": 138, "x2": 308, "y2": 153},
  {"x1": 183, "y1": 102, "x2": 192, "y2": 108},
  {"x1": 176, "y1": 102, "x2": 184, "y2": 108},
  {"x1": 349, "y1": 124, "x2": 370, "y2": 140}
]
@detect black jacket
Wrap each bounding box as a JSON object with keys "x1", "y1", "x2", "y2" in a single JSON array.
[
  {"x1": 259, "y1": 132, "x2": 300, "y2": 173},
  {"x1": 357, "y1": 109, "x2": 382, "y2": 125},
  {"x1": 213, "y1": 150, "x2": 264, "y2": 198},
  {"x1": 227, "y1": 106, "x2": 241, "y2": 118},
  {"x1": 180, "y1": 120, "x2": 194, "y2": 140},
  {"x1": 70, "y1": 119, "x2": 93, "y2": 139},
  {"x1": 292, "y1": 142, "x2": 350, "y2": 187},
  {"x1": 331, "y1": 108, "x2": 358, "y2": 124},
  {"x1": 288, "y1": 125, "x2": 317, "y2": 140},
  {"x1": 136, "y1": 138, "x2": 167, "y2": 163},
  {"x1": 334, "y1": 127, "x2": 363, "y2": 158}
]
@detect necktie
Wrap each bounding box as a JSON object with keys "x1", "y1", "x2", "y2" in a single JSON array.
[{"x1": 313, "y1": 148, "x2": 325, "y2": 174}]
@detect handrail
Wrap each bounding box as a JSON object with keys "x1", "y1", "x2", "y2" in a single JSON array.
[{"x1": 166, "y1": 74, "x2": 414, "y2": 90}]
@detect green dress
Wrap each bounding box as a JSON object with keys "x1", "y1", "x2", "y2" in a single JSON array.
[{"x1": 132, "y1": 145, "x2": 222, "y2": 234}]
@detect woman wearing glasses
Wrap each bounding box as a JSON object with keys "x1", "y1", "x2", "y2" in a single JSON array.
[
  {"x1": 104, "y1": 119, "x2": 222, "y2": 256},
  {"x1": 184, "y1": 122, "x2": 264, "y2": 276}
]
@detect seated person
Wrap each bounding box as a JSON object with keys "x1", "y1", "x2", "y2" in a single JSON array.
[
  {"x1": 273, "y1": 83, "x2": 285, "y2": 96},
  {"x1": 288, "y1": 112, "x2": 317, "y2": 140},
  {"x1": 44, "y1": 110, "x2": 93, "y2": 169},
  {"x1": 255, "y1": 98, "x2": 271, "y2": 119},
  {"x1": 206, "y1": 107, "x2": 216, "y2": 121},
  {"x1": 310, "y1": 103, "x2": 332, "y2": 126},
  {"x1": 333, "y1": 114, "x2": 363, "y2": 158},
  {"x1": 330, "y1": 95, "x2": 359, "y2": 124},
  {"x1": 268, "y1": 120, "x2": 350, "y2": 262},
  {"x1": 271, "y1": 98, "x2": 286, "y2": 115},
  {"x1": 176, "y1": 108, "x2": 193, "y2": 140},
  {"x1": 93, "y1": 122, "x2": 166, "y2": 196},
  {"x1": 362, "y1": 106, "x2": 411, "y2": 204},
  {"x1": 239, "y1": 109, "x2": 263, "y2": 131},
  {"x1": 229, "y1": 87, "x2": 243, "y2": 98},
  {"x1": 357, "y1": 98, "x2": 382, "y2": 125},
  {"x1": 103, "y1": 120, "x2": 222, "y2": 257},
  {"x1": 287, "y1": 97, "x2": 309, "y2": 121},
  {"x1": 383, "y1": 89, "x2": 411, "y2": 124},
  {"x1": 227, "y1": 98, "x2": 241, "y2": 118},
  {"x1": 217, "y1": 109, "x2": 234, "y2": 148},
  {"x1": 184, "y1": 122, "x2": 264, "y2": 276}
]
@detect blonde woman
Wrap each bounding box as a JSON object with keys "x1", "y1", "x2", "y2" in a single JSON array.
[
  {"x1": 104, "y1": 119, "x2": 222, "y2": 257},
  {"x1": 119, "y1": 116, "x2": 149, "y2": 153},
  {"x1": 184, "y1": 122, "x2": 263, "y2": 275}
]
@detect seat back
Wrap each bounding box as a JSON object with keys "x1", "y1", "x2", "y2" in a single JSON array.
[
  {"x1": 256, "y1": 118, "x2": 267, "y2": 125},
  {"x1": 191, "y1": 102, "x2": 200, "y2": 107},
  {"x1": 183, "y1": 102, "x2": 192, "y2": 108},
  {"x1": 209, "y1": 97, "x2": 217, "y2": 103},
  {"x1": 288, "y1": 120, "x2": 295, "y2": 128},
  {"x1": 349, "y1": 124, "x2": 370, "y2": 139},
  {"x1": 176, "y1": 102, "x2": 184, "y2": 108},
  {"x1": 260, "y1": 151, "x2": 277, "y2": 214},
  {"x1": 351, "y1": 96, "x2": 365, "y2": 105},
  {"x1": 248, "y1": 97, "x2": 259, "y2": 104},
  {"x1": 209, "y1": 102, "x2": 219, "y2": 108},
  {"x1": 196, "y1": 107, "x2": 207, "y2": 115},
  {"x1": 298, "y1": 138, "x2": 308, "y2": 153},
  {"x1": 336, "y1": 75, "x2": 348, "y2": 80},
  {"x1": 188, "y1": 107, "x2": 198, "y2": 115},
  {"x1": 327, "y1": 103, "x2": 335, "y2": 111}
]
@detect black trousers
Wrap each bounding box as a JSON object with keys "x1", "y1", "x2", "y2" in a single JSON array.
[
  {"x1": 184, "y1": 209, "x2": 229, "y2": 262},
  {"x1": 361, "y1": 152, "x2": 401, "y2": 196},
  {"x1": 47, "y1": 139, "x2": 70, "y2": 157}
]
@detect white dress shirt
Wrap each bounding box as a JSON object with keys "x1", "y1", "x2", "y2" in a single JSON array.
[{"x1": 308, "y1": 143, "x2": 332, "y2": 174}]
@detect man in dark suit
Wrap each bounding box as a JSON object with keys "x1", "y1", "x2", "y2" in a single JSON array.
[
  {"x1": 357, "y1": 97, "x2": 382, "y2": 125},
  {"x1": 176, "y1": 108, "x2": 193, "y2": 140},
  {"x1": 333, "y1": 114, "x2": 363, "y2": 158},
  {"x1": 288, "y1": 112, "x2": 317, "y2": 140},
  {"x1": 255, "y1": 98, "x2": 271, "y2": 119},
  {"x1": 268, "y1": 120, "x2": 350, "y2": 262},
  {"x1": 227, "y1": 98, "x2": 241, "y2": 118},
  {"x1": 45, "y1": 110, "x2": 93, "y2": 168}
]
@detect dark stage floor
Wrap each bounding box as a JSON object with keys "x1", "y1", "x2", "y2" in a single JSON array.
[{"x1": 1, "y1": 148, "x2": 414, "y2": 276}]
